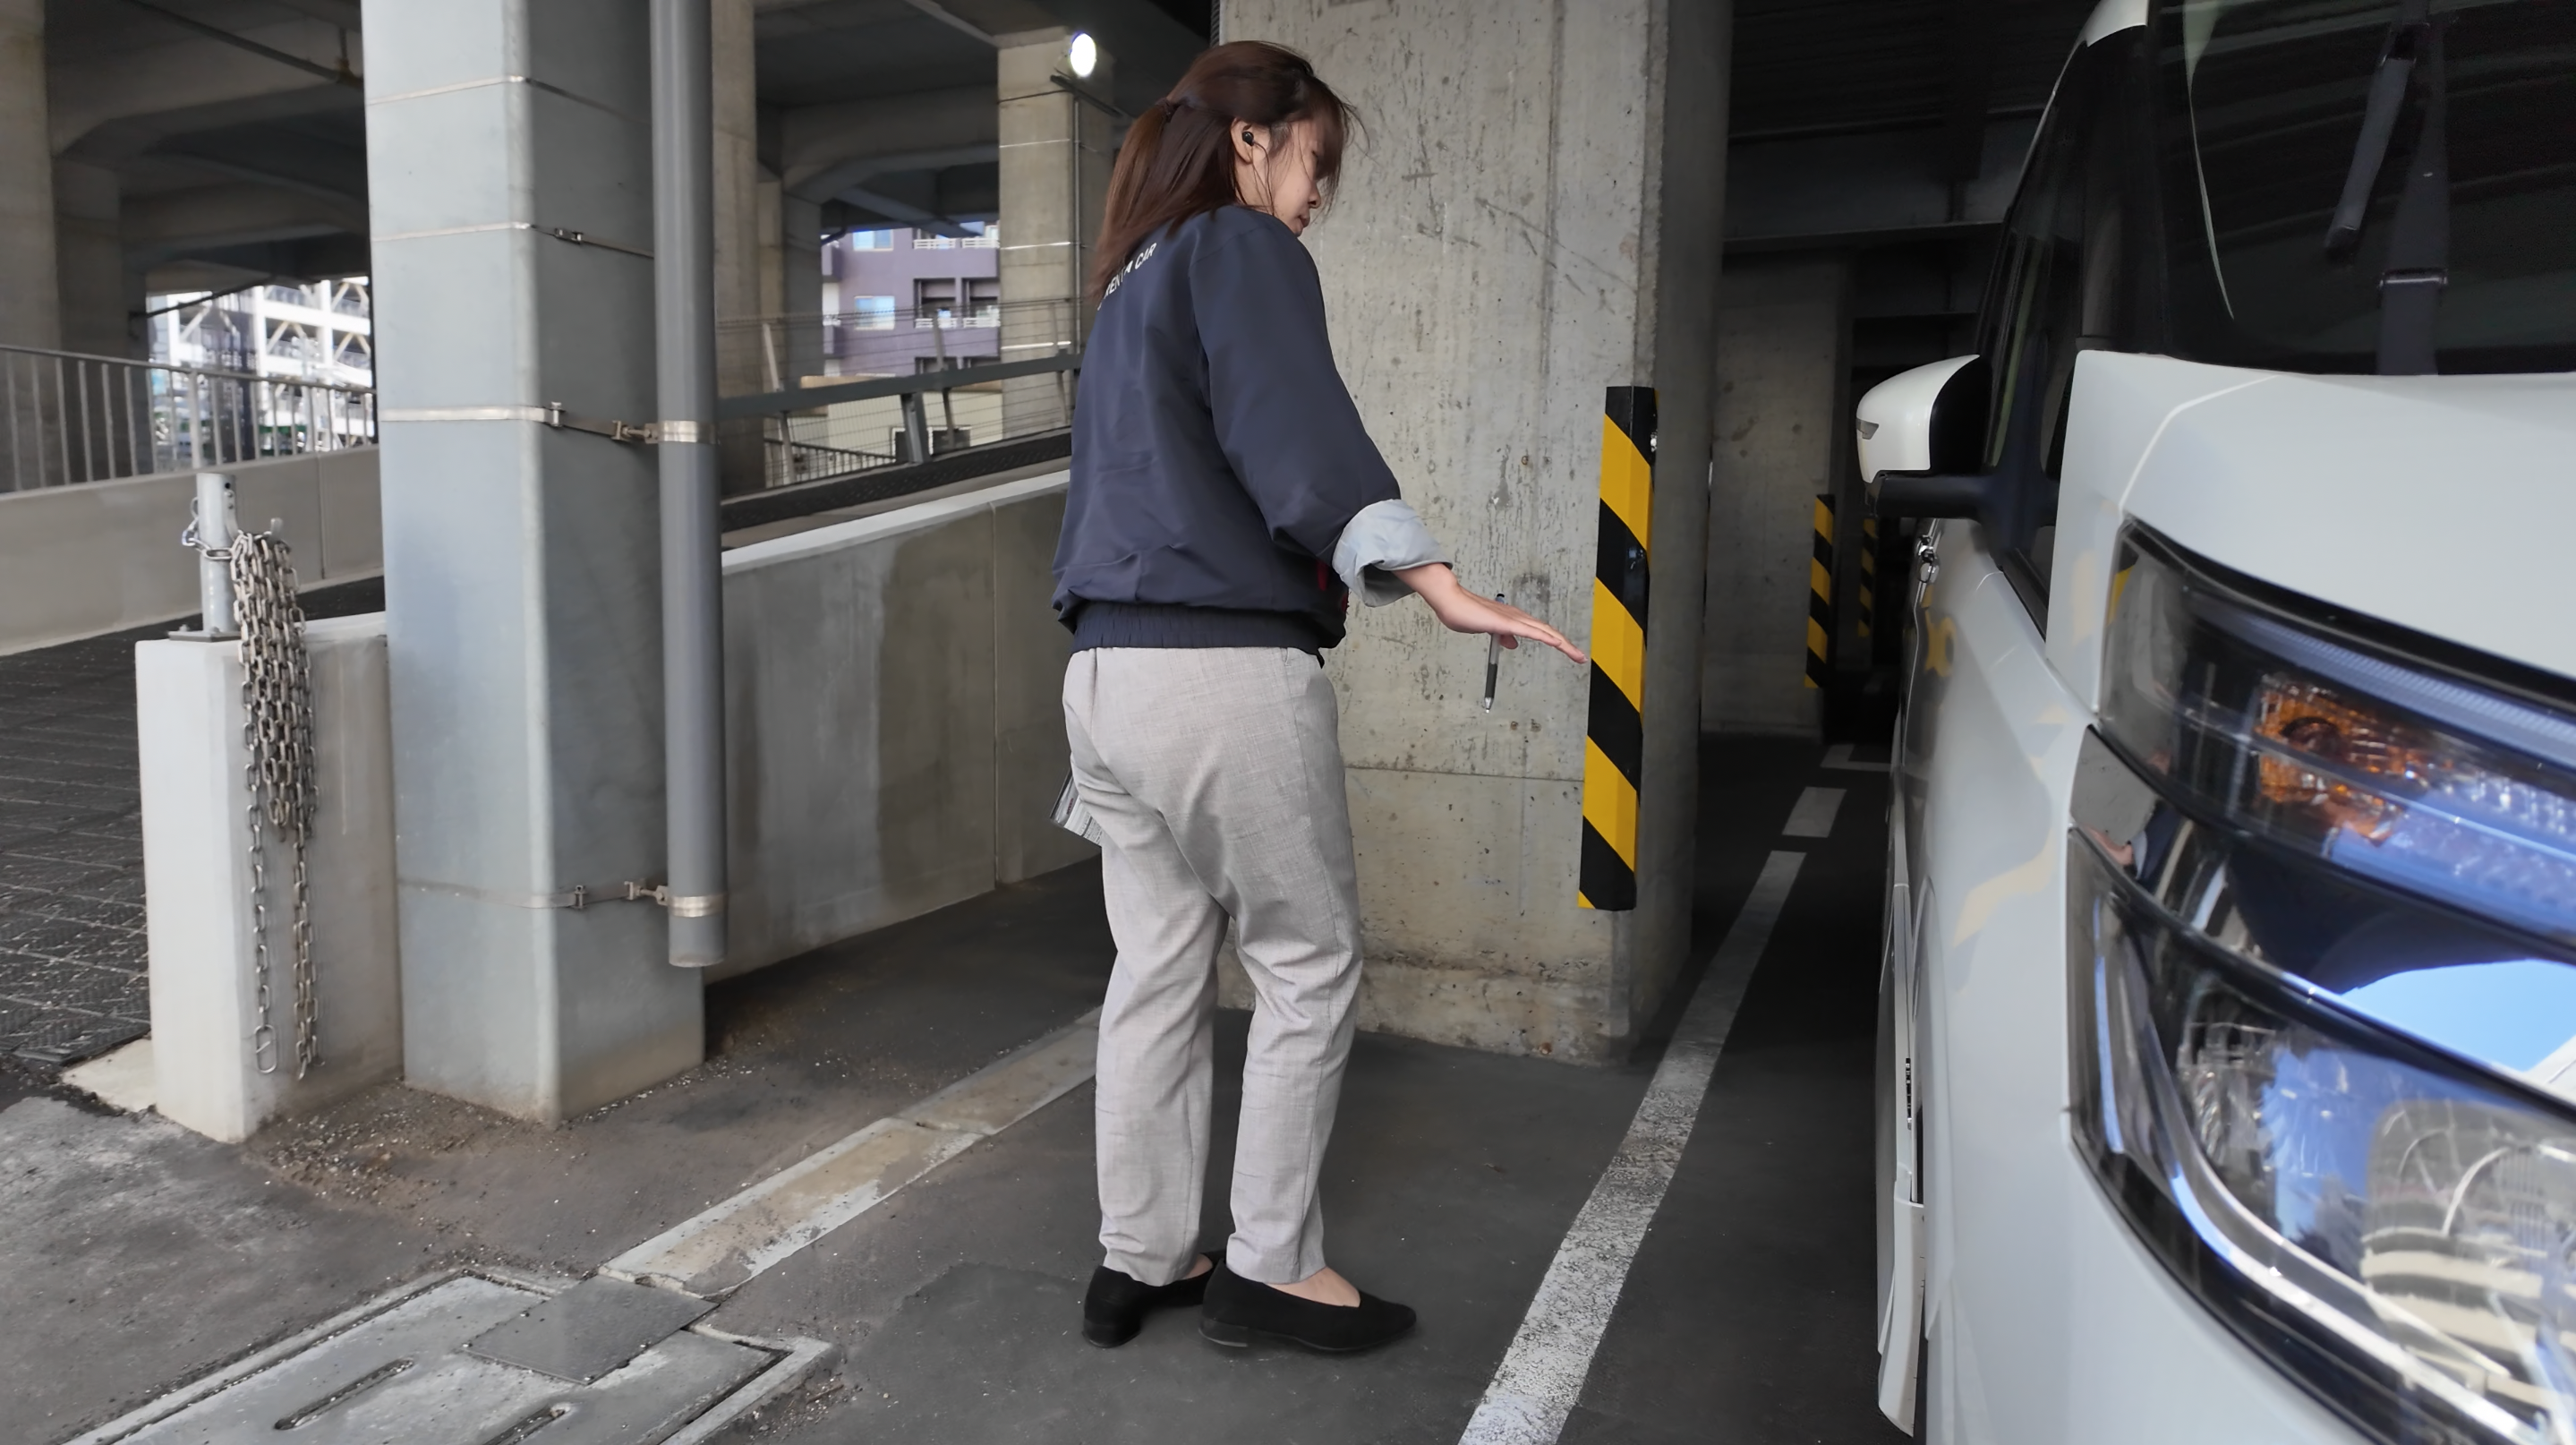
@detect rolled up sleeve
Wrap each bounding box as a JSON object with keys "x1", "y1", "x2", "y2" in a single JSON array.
[{"x1": 1331, "y1": 498, "x2": 1451, "y2": 605}]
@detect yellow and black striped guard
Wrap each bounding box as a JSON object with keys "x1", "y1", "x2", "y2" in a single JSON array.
[
  {"x1": 1804, "y1": 494, "x2": 1835, "y2": 689},
  {"x1": 1580, "y1": 387, "x2": 1654, "y2": 911}
]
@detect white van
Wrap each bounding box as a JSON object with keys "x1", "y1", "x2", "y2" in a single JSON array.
[{"x1": 1855, "y1": 0, "x2": 2576, "y2": 1441}]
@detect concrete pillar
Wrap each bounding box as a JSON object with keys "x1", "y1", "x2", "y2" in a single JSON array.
[
  {"x1": 1700, "y1": 257, "x2": 1851, "y2": 736},
  {"x1": 996, "y1": 30, "x2": 1113, "y2": 437},
  {"x1": 1, "y1": 0, "x2": 58, "y2": 492},
  {"x1": 779, "y1": 192, "x2": 823, "y2": 386},
  {"x1": 0, "y1": 0, "x2": 56, "y2": 354},
  {"x1": 54, "y1": 160, "x2": 139, "y2": 360},
  {"x1": 712, "y1": 0, "x2": 765, "y2": 489},
  {"x1": 750, "y1": 172, "x2": 824, "y2": 388},
  {"x1": 1220, "y1": 0, "x2": 1732, "y2": 1061},
  {"x1": 363, "y1": 0, "x2": 699, "y2": 1123}
]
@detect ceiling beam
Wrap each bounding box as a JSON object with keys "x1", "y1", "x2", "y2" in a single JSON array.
[
  {"x1": 1727, "y1": 114, "x2": 2039, "y2": 245},
  {"x1": 823, "y1": 191, "x2": 977, "y2": 238},
  {"x1": 263, "y1": 0, "x2": 365, "y2": 28},
  {"x1": 50, "y1": 22, "x2": 356, "y2": 158},
  {"x1": 780, "y1": 85, "x2": 997, "y2": 197},
  {"x1": 798, "y1": 144, "x2": 998, "y2": 208},
  {"x1": 900, "y1": 0, "x2": 1001, "y2": 46},
  {"x1": 113, "y1": 0, "x2": 359, "y2": 90},
  {"x1": 153, "y1": 148, "x2": 366, "y2": 206}
]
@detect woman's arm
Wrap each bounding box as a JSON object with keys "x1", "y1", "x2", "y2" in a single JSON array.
[
  {"x1": 1195, "y1": 216, "x2": 1402, "y2": 558},
  {"x1": 1393, "y1": 563, "x2": 1588, "y2": 664}
]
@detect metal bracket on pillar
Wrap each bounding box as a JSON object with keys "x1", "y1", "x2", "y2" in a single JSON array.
[
  {"x1": 380, "y1": 406, "x2": 711, "y2": 447},
  {"x1": 542, "y1": 402, "x2": 656, "y2": 444},
  {"x1": 504, "y1": 881, "x2": 729, "y2": 916},
  {"x1": 543, "y1": 404, "x2": 712, "y2": 446},
  {"x1": 536, "y1": 226, "x2": 654, "y2": 260}
]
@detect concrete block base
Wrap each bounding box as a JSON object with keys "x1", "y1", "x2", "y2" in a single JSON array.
[
  {"x1": 137, "y1": 616, "x2": 401, "y2": 1142},
  {"x1": 60, "y1": 1037, "x2": 157, "y2": 1113}
]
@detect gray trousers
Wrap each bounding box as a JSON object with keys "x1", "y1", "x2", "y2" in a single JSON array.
[{"x1": 1062, "y1": 646, "x2": 1365, "y2": 1287}]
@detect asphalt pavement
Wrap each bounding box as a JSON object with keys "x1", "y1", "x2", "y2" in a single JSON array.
[{"x1": 2, "y1": 734, "x2": 1902, "y2": 1445}]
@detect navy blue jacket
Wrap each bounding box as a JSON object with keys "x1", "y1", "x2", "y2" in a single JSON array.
[{"x1": 1053, "y1": 206, "x2": 1403, "y2": 652}]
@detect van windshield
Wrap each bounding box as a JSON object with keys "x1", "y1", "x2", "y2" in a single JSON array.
[{"x1": 2155, "y1": 0, "x2": 2576, "y2": 375}]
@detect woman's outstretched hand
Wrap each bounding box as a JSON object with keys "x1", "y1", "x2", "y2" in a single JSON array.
[{"x1": 1392, "y1": 563, "x2": 1589, "y2": 665}]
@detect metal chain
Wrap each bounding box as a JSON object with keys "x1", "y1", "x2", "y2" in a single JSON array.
[{"x1": 231, "y1": 530, "x2": 320, "y2": 1078}]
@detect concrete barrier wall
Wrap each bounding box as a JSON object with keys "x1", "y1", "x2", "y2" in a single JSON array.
[
  {"x1": 1, "y1": 449, "x2": 383, "y2": 656},
  {"x1": 712, "y1": 472, "x2": 1090, "y2": 979},
  {"x1": 137, "y1": 471, "x2": 1083, "y2": 1136}
]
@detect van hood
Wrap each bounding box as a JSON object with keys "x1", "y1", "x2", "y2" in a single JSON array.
[{"x1": 2119, "y1": 363, "x2": 2576, "y2": 684}]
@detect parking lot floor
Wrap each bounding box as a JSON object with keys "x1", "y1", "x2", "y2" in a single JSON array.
[{"x1": 1, "y1": 736, "x2": 1901, "y2": 1445}]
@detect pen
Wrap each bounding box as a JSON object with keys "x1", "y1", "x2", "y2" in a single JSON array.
[{"x1": 1482, "y1": 594, "x2": 1505, "y2": 710}]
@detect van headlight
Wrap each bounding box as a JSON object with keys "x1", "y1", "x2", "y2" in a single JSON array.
[{"x1": 2073, "y1": 526, "x2": 2576, "y2": 1445}]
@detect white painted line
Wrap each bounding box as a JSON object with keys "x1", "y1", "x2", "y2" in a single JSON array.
[
  {"x1": 1457, "y1": 851, "x2": 1807, "y2": 1445},
  {"x1": 1820, "y1": 743, "x2": 1889, "y2": 774},
  {"x1": 608, "y1": 1010, "x2": 1100, "y2": 1297},
  {"x1": 1782, "y1": 785, "x2": 1847, "y2": 838}
]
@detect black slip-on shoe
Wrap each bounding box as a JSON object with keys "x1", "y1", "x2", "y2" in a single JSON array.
[
  {"x1": 1198, "y1": 1260, "x2": 1417, "y2": 1353},
  {"x1": 1082, "y1": 1259, "x2": 1215, "y2": 1347}
]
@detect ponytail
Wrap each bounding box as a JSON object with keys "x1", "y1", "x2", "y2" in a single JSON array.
[{"x1": 1091, "y1": 41, "x2": 1354, "y2": 301}]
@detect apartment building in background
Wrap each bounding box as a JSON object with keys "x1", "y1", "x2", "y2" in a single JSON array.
[
  {"x1": 806, "y1": 226, "x2": 1009, "y2": 460},
  {"x1": 149, "y1": 278, "x2": 374, "y2": 389},
  {"x1": 822, "y1": 226, "x2": 1001, "y2": 380}
]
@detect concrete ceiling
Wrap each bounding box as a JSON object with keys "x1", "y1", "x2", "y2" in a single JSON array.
[
  {"x1": 38, "y1": 0, "x2": 2094, "y2": 292},
  {"x1": 1718, "y1": 0, "x2": 2105, "y2": 385},
  {"x1": 755, "y1": 0, "x2": 1208, "y2": 233},
  {"x1": 38, "y1": 0, "x2": 1208, "y2": 290},
  {"x1": 45, "y1": 0, "x2": 363, "y2": 289},
  {"x1": 1725, "y1": 0, "x2": 2103, "y2": 248}
]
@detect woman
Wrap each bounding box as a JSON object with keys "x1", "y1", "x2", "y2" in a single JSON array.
[{"x1": 1055, "y1": 41, "x2": 1587, "y2": 1355}]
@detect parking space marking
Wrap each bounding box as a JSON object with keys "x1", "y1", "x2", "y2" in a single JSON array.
[
  {"x1": 1457, "y1": 850, "x2": 1807, "y2": 1445},
  {"x1": 607, "y1": 1011, "x2": 1100, "y2": 1298},
  {"x1": 1782, "y1": 785, "x2": 1846, "y2": 838}
]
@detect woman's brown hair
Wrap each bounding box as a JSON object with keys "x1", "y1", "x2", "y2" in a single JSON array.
[{"x1": 1089, "y1": 41, "x2": 1354, "y2": 300}]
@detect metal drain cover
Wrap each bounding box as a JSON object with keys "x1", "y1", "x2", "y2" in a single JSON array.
[
  {"x1": 465, "y1": 1276, "x2": 716, "y2": 1384},
  {"x1": 66, "y1": 1270, "x2": 829, "y2": 1445}
]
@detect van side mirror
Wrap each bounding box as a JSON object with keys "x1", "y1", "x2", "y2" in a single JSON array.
[{"x1": 1857, "y1": 355, "x2": 1991, "y2": 520}]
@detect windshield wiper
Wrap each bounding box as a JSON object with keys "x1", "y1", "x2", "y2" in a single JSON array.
[{"x1": 2322, "y1": 0, "x2": 2452, "y2": 374}]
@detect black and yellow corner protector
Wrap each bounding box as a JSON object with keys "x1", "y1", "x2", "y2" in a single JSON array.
[
  {"x1": 1804, "y1": 494, "x2": 1835, "y2": 689},
  {"x1": 1858, "y1": 515, "x2": 1878, "y2": 641},
  {"x1": 1580, "y1": 387, "x2": 1654, "y2": 912}
]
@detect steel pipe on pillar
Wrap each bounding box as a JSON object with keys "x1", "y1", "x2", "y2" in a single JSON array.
[{"x1": 650, "y1": 0, "x2": 729, "y2": 970}]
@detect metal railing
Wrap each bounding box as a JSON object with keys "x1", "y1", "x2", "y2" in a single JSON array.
[
  {"x1": 725, "y1": 352, "x2": 1081, "y2": 491},
  {"x1": 715, "y1": 298, "x2": 1088, "y2": 492},
  {"x1": 766, "y1": 434, "x2": 900, "y2": 485},
  {"x1": 2, "y1": 343, "x2": 376, "y2": 492}
]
